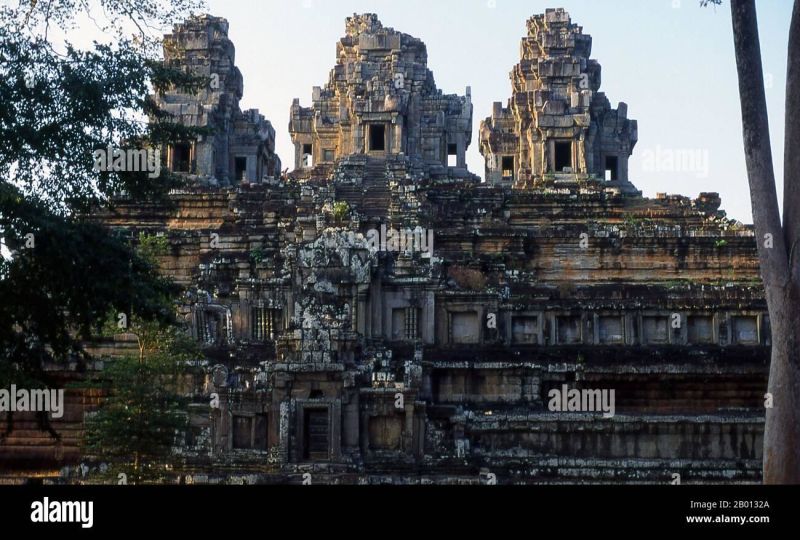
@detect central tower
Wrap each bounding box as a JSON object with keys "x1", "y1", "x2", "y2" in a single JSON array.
[{"x1": 289, "y1": 13, "x2": 473, "y2": 175}]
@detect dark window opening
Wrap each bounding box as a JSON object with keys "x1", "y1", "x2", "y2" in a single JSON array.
[
  {"x1": 599, "y1": 316, "x2": 625, "y2": 344},
  {"x1": 688, "y1": 316, "x2": 714, "y2": 344},
  {"x1": 501, "y1": 156, "x2": 515, "y2": 180},
  {"x1": 642, "y1": 316, "x2": 669, "y2": 345},
  {"x1": 323, "y1": 149, "x2": 335, "y2": 162},
  {"x1": 232, "y1": 416, "x2": 252, "y2": 449},
  {"x1": 732, "y1": 316, "x2": 759, "y2": 345},
  {"x1": 232, "y1": 414, "x2": 268, "y2": 450},
  {"x1": 369, "y1": 124, "x2": 386, "y2": 152},
  {"x1": 447, "y1": 143, "x2": 458, "y2": 167},
  {"x1": 303, "y1": 409, "x2": 329, "y2": 461},
  {"x1": 554, "y1": 141, "x2": 572, "y2": 172},
  {"x1": 557, "y1": 316, "x2": 582, "y2": 344},
  {"x1": 605, "y1": 156, "x2": 619, "y2": 181},
  {"x1": 302, "y1": 144, "x2": 313, "y2": 168},
  {"x1": 512, "y1": 316, "x2": 539, "y2": 344},
  {"x1": 172, "y1": 143, "x2": 191, "y2": 173},
  {"x1": 234, "y1": 157, "x2": 247, "y2": 181}
]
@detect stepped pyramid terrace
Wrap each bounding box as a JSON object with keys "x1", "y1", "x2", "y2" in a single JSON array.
[{"x1": 1, "y1": 9, "x2": 768, "y2": 485}]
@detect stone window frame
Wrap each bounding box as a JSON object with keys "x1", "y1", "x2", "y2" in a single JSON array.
[
  {"x1": 550, "y1": 139, "x2": 575, "y2": 173},
  {"x1": 595, "y1": 312, "x2": 627, "y2": 345},
  {"x1": 294, "y1": 399, "x2": 341, "y2": 463},
  {"x1": 367, "y1": 123, "x2": 388, "y2": 154},
  {"x1": 508, "y1": 312, "x2": 543, "y2": 345},
  {"x1": 234, "y1": 155, "x2": 248, "y2": 181},
  {"x1": 501, "y1": 155, "x2": 515, "y2": 180},
  {"x1": 604, "y1": 155, "x2": 619, "y2": 181},
  {"x1": 445, "y1": 306, "x2": 483, "y2": 346},
  {"x1": 366, "y1": 415, "x2": 406, "y2": 452},
  {"x1": 726, "y1": 312, "x2": 763, "y2": 346},
  {"x1": 228, "y1": 411, "x2": 269, "y2": 452},
  {"x1": 362, "y1": 395, "x2": 410, "y2": 456},
  {"x1": 193, "y1": 304, "x2": 231, "y2": 346},
  {"x1": 251, "y1": 305, "x2": 282, "y2": 342},
  {"x1": 301, "y1": 143, "x2": 313, "y2": 168},
  {"x1": 168, "y1": 141, "x2": 195, "y2": 174},
  {"x1": 638, "y1": 312, "x2": 674, "y2": 346},
  {"x1": 552, "y1": 312, "x2": 585, "y2": 345},
  {"x1": 390, "y1": 306, "x2": 421, "y2": 343},
  {"x1": 446, "y1": 142, "x2": 458, "y2": 168},
  {"x1": 686, "y1": 312, "x2": 718, "y2": 345}
]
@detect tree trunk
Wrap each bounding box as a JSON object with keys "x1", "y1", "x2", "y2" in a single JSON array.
[
  {"x1": 785, "y1": 0, "x2": 800, "y2": 285},
  {"x1": 730, "y1": 0, "x2": 800, "y2": 484}
]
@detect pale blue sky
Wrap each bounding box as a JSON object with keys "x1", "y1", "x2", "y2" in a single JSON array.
[{"x1": 198, "y1": 0, "x2": 791, "y2": 224}]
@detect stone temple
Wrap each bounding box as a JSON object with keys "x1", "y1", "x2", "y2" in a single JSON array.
[
  {"x1": 479, "y1": 10, "x2": 638, "y2": 192},
  {"x1": 1, "y1": 9, "x2": 769, "y2": 484},
  {"x1": 158, "y1": 15, "x2": 282, "y2": 186}
]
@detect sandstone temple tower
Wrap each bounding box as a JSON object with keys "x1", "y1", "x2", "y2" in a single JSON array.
[
  {"x1": 289, "y1": 13, "x2": 475, "y2": 181},
  {"x1": 480, "y1": 8, "x2": 638, "y2": 191},
  {"x1": 156, "y1": 15, "x2": 281, "y2": 186}
]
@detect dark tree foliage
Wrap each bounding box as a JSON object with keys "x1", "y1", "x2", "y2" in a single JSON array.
[
  {"x1": 83, "y1": 320, "x2": 199, "y2": 484},
  {"x1": 0, "y1": 0, "x2": 206, "y2": 384}
]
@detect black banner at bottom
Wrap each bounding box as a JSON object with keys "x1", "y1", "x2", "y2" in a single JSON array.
[{"x1": 0, "y1": 485, "x2": 791, "y2": 534}]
